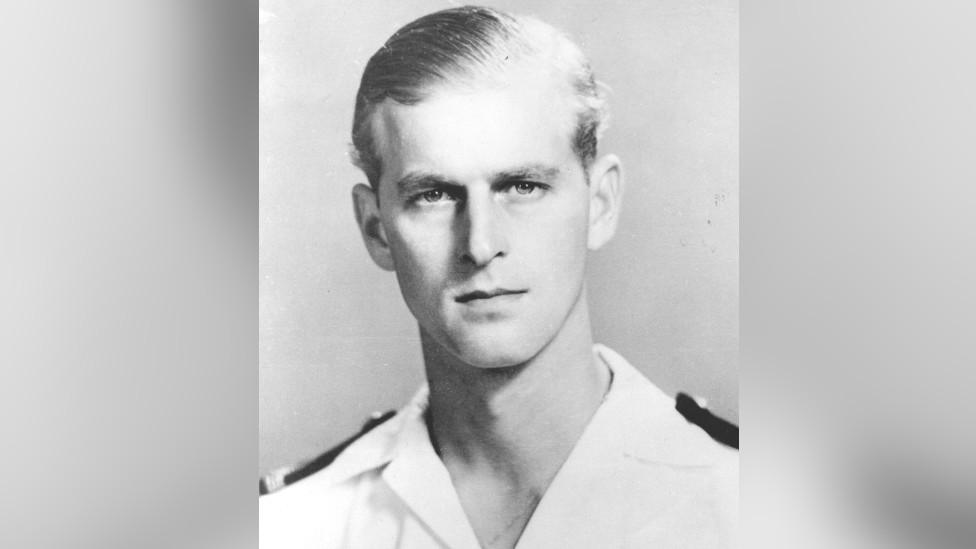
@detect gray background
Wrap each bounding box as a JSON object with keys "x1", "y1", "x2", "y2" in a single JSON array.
[
  {"x1": 260, "y1": 0, "x2": 738, "y2": 475},
  {"x1": 11, "y1": 1, "x2": 975, "y2": 546}
]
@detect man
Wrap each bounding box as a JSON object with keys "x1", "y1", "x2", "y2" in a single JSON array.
[{"x1": 260, "y1": 6, "x2": 736, "y2": 548}]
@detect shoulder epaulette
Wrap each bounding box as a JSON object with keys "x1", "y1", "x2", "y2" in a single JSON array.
[
  {"x1": 260, "y1": 410, "x2": 396, "y2": 496},
  {"x1": 675, "y1": 392, "x2": 738, "y2": 449}
]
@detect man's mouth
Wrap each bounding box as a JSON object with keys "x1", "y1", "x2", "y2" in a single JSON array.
[{"x1": 454, "y1": 288, "x2": 528, "y2": 303}]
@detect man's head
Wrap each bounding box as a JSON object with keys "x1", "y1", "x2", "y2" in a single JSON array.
[
  {"x1": 351, "y1": 6, "x2": 624, "y2": 369},
  {"x1": 350, "y1": 6, "x2": 609, "y2": 188}
]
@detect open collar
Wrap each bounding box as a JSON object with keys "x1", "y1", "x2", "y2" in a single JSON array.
[
  {"x1": 587, "y1": 343, "x2": 726, "y2": 467},
  {"x1": 380, "y1": 393, "x2": 482, "y2": 549},
  {"x1": 318, "y1": 344, "x2": 727, "y2": 547}
]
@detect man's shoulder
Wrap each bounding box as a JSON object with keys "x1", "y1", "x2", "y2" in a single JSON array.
[
  {"x1": 259, "y1": 409, "x2": 398, "y2": 497},
  {"x1": 627, "y1": 380, "x2": 738, "y2": 471},
  {"x1": 594, "y1": 344, "x2": 738, "y2": 463},
  {"x1": 602, "y1": 364, "x2": 737, "y2": 546},
  {"x1": 674, "y1": 392, "x2": 738, "y2": 450},
  {"x1": 627, "y1": 387, "x2": 738, "y2": 472},
  {"x1": 259, "y1": 409, "x2": 404, "y2": 546}
]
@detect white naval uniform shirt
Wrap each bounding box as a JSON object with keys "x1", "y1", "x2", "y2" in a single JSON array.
[{"x1": 260, "y1": 344, "x2": 738, "y2": 548}]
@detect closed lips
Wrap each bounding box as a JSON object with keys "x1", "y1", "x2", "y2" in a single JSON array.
[{"x1": 455, "y1": 289, "x2": 527, "y2": 303}]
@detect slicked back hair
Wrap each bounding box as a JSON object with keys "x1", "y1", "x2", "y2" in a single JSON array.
[{"x1": 350, "y1": 5, "x2": 609, "y2": 189}]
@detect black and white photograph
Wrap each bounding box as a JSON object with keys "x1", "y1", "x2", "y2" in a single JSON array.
[
  {"x1": 11, "y1": 0, "x2": 976, "y2": 548},
  {"x1": 260, "y1": 1, "x2": 737, "y2": 546}
]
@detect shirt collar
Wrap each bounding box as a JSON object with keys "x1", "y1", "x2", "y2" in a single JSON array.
[
  {"x1": 316, "y1": 344, "x2": 729, "y2": 548},
  {"x1": 316, "y1": 384, "x2": 429, "y2": 485},
  {"x1": 324, "y1": 343, "x2": 718, "y2": 487},
  {"x1": 588, "y1": 343, "x2": 723, "y2": 467},
  {"x1": 380, "y1": 391, "x2": 482, "y2": 549}
]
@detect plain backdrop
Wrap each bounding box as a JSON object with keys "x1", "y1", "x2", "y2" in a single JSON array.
[
  {"x1": 260, "y1": 0, "x2": 738, "y2": 475},
  {"x1": 10, "y1": 1, "x2": 976, "y2": 546}
]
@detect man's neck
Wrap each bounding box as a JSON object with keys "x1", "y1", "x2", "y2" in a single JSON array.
[{"x1": 421, "y1": 294, "x2": 610, "y2": 497}]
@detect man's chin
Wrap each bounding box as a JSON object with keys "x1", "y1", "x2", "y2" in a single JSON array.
[
  {"x1": 442, "y1": 330, "x2": 542, "y2": 370},
  {"x1": 457, "y1": 352, "x2": 527, "y2": 370}
]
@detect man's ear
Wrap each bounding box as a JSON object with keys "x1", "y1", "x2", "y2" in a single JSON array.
[
  {"x1": 587, "y1": 153, "x2": 624, "y2": 250},
  {"x1": 352, "y1": 183, "x2": 396, "y2": 271}
]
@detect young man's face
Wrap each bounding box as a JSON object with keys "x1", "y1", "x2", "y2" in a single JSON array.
[{"x1": 358, "y1": 70, "x2": 612, "y2": 368}]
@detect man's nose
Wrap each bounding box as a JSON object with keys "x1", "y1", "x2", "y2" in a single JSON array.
[{"x1": 459, "y1": 192, "x2": 508, "y2": 267}]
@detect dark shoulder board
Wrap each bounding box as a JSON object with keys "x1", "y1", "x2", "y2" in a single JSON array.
[
  {"x1": 260, "y1": 410, "x2": 396, "y2": 496},
  {"x1": 675, "y1": 393, "x2": 738, "y2": 449}
]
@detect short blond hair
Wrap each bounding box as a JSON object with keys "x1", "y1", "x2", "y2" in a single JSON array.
[{"x1": 350, "y1": 5, "x2": 610, "y2": 188}]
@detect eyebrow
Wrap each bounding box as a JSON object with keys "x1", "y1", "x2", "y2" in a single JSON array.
[
  {"x1": 394, "y1": 172, "x2": 456, "y2": 194},
  {"x1": 394, "y1": 164, "x2": 562, "y2": 194},
  {"x1": 493, "y1": 164, "x2": 562, "y2": 184}
]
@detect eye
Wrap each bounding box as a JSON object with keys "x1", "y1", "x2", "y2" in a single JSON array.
[
  {"x1": 420, "y1": 189, "x2": 447, "y2": 203},
  {"x1": 508, "y1": 181, "x2": 544, "y2": 195}
]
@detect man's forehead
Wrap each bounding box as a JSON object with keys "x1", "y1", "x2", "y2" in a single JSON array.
[{"x1": 369, "y1": 75, "x2": 578, "y2": 185}]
